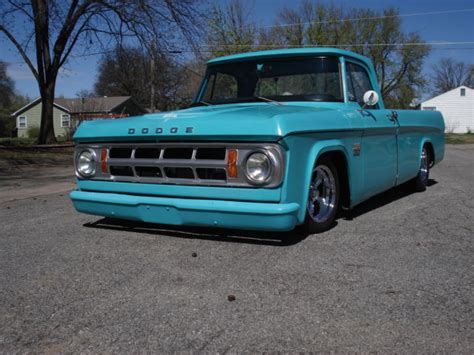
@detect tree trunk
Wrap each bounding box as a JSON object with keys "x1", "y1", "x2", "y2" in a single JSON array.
[{"x1": 37, "y1": 83, "x2": 57, "y2": 144}]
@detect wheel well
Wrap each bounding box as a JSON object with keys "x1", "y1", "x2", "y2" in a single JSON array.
[
  {"x1": 318, "y1": 150, "x2": 350, "y2": 209},
  {"x1": 424, "y1": 142, "x2": 435, "y2": 167}
]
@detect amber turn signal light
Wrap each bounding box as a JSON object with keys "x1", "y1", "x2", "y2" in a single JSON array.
[
  {"x1": 227, "y1": 149, "x2": 238, "y2": 178},
  {"x1": 100, "y1": 148, "x2": 108, "y2": 173}
]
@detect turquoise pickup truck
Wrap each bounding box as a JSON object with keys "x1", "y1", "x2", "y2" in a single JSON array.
[{"x1": 70, "y1": 48, "x2": 445, "y2": 233}]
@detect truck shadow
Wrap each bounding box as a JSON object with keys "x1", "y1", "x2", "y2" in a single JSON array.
[
  {"x1": 83, "y1": 179, "x2": 436, "y2": 246},
  {"x1": 342, "y1": 178, "x2": 438, "y2": 220},
  {"x1": 83, "y1": 218, "x2": 312, "y2": 246}
]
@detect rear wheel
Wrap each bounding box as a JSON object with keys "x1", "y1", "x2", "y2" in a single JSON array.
[
  {"x1": 413, "y1": 146, "x2": 430, "y2": 192},
  {"x1": 304, "y1": 158, "x2": 340, "y2": 234}
]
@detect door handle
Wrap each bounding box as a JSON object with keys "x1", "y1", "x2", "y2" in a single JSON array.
[{"x1": 388, "y1": 111, "x2": 398, "y2": 122}]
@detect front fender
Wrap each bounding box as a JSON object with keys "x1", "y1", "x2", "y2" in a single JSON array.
[{"x1": 280, "y1": 134, "x2": 360, "y2": 224}]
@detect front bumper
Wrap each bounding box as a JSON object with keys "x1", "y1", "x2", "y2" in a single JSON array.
[{"x1": 70, "y1": 190, "x2": 300, "y2": 231}]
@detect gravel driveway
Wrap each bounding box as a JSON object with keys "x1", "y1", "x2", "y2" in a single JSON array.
[{"x1": 0, "y1": 145, "x2": 472, "y2": 352}]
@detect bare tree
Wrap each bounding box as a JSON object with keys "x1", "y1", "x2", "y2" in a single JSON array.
[
  {"x1": 0, "y1": 61, "x2": 29, "y2": 137},
  {"x1": 431, "y1": 58, "x2": 473, "y2": 95},
  {"x1": 75, "y1": 89, "x2": 95, "y2": 98},
  {"x1": 272, "y1": 3, "x2": 430, "y2": 107},
  {"x1": 94, "y1": 45, "x2": 197, "y2": 111},
  {"x1": 207, "y1": 1, "x2": 430, "y2": 108},
  {"x1": 205, "y1": 0, "x2": 256, "y2": 58},
  {"x1": 0, "y1": 61, "x2": 15, "y2": 110},
  {"x1": 0, "y1": 0, "x2": 202, "y2": 144}
]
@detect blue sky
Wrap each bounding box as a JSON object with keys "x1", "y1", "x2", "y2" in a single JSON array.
[{"x1": 1, "y1": 0, "x2": 473, "y2": 99}]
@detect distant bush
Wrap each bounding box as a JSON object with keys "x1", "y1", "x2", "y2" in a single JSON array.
[
  {"x1": 467, "y1": 127, "x2": 472, "y2": 135},
  {"x1": 56, "y1": 135, "x2": 69, "y2": 143},
  {"x1": 0, "y1": 137, "x2": 36, "y2": 146},
  {"x1": 27, "y1": 126, "x2": 40, "y2": 139}
]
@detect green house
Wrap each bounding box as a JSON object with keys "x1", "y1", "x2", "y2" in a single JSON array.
[{"x1": 11, "y1": 96, "x2": 146, "y2": 139}]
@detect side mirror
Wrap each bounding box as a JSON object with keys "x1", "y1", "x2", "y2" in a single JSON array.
[{"x1": 362, "y1": 90, "x2": 379, "y2": 108}]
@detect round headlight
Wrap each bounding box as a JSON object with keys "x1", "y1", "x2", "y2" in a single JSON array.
[
  {"x1": 77, "y1": 150, "x2": 96, "y2": 177},
  {"x1": 245, "y1": 152, "x2": 272, "y2": 183}
]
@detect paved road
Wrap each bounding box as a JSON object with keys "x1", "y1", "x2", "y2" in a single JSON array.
[
  {"x1": 0, "y1": 145, "x2": 473, "y2": 352},
  {"x1": 0, "y1": 165, "x2": 74, "y2": 203}
]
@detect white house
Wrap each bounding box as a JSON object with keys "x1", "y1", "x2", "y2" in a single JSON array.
[{"x1": 421, "y1": 86, "x2": 473, "y2": 133}]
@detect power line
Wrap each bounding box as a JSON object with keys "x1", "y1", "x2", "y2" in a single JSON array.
[
  {"x1": 197, "y1": 41, "x2": 474, "y2": 48},
  {"x1": 3, "y1": 42, "x2": 473, "y2": 65},
  {"x1": 255, "y1": 8, "x2": 474, "y2": 29},
  {"x1": 3, "y1": 47, "x2": 474, "y2": 62},
  {"x1": 168, "y1": 46, "x2": 474, "y2": 53}
]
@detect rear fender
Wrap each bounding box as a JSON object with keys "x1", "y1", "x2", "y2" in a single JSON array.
[{"x1": 419, "y1": 137, "x2": 433, "y2": 168}]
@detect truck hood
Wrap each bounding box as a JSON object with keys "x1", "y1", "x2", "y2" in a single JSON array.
[{"x1": 73, "y1": 102, "x2": 350, "y2": 142}]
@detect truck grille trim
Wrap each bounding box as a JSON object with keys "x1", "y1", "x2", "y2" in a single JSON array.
[
  {"x1": 108, "y1": 145, "x2": 229, "y2": 183},
  {"x1": 76, "y1": 142, "x2": 285, "y2": 188},
  {"x1": 109, "y1": 146, "x2": 227, "y2": 161}
]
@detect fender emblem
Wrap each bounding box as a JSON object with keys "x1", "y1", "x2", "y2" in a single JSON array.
[{"x1": 353, "y1": 143, "x2": 361, "y2": 156}]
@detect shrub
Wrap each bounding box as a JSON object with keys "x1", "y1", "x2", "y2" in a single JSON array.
[
  {"x1": 27, "y1": 126, "x2": 40, "y2": 139},
  {"x1": 0, "y1": 137, "x2": 36, "y2": 146},
  {"x1": 467, "y1": 127, "x2": 472, "y2": 135}
]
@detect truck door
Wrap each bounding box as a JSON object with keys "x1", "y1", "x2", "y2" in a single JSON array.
[{"x1": 346, "y1": 62, "x2": 399, "y2": 198}]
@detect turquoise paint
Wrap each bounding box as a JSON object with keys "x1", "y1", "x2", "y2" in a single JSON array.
[
  {"x1": 339, "y1": 56, "x2": 349, "y2": 104},
  {"x1": 73, "y1": 102, "x2": 348, "y2": 142},
  {"x1": 71, "y1": 48, "x2": 445, "y2": 231},
  {"x1": 344, "y1": 57, "x2": 385, "y2": 110},
  {"x1": 207, "y1": 48, "x2": 374, "y2": 69},
  {"x1": 396, "y1": 110, "x2": 445, "y2": 172},
  {"x1": 70, "y1": 191, "x2": 299, "y2": 231},
  {"x1": 77, "y1": 180, "x2": 281, "y2": 202},
  {"x1": 280, "y1": 134, "x2": 358, "y2": 223}
]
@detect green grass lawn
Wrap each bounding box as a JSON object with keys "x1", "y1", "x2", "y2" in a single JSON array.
[
  {"x1": 0, "y1": 136, "x2": 71, "y2": 147},
  {"x1": 0, "y1": 137, "x2": 37, "y2": 147},
  {"x1": 445, "y1": 134, "x2": 474, "y2": 144},
  {"x1": 0, "y1": 148, "x2": 73, "y2": 170}
]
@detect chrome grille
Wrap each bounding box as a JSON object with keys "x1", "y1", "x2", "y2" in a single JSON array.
[{"x1": 75, "y1": 142, "x2": 285, "y2": 187}]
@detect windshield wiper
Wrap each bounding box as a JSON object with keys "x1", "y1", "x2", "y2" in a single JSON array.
[
  {"x1": 190, "y1": 100, "x2": 213, "y2": 107},
  {"x1": 254, "y1": 96, "x2": 283, "y2": 105}
]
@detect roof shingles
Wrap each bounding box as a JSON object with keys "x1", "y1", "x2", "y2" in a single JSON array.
[{"x1": 54, "y1": 96, "x2": 131, "y2": 113}]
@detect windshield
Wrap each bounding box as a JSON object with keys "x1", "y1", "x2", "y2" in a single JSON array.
[{"x1": 196, "y1": 56, "x2": 343, "y2": 105}]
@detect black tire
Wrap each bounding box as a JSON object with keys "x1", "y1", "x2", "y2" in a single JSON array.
[
  {"x1": 303, "y1": 158, "x2": 340, "y2": 234},
  {"x1": 413, "y1": 146, "x2": 430, "y2": 192}
]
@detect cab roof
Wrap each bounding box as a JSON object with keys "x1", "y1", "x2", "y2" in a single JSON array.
[{"x1": 207, "y1": 47, "x2": 372, "y2": 68}]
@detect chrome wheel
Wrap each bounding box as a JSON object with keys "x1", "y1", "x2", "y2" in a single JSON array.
[
  {"x1": 307, "y1": 165, "x2": 337, "y2": 223},
  {"x1": 419, "y1": 148, "x2": 429, "y2": 184}
]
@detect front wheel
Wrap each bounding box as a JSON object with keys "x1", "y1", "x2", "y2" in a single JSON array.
[
  {"x1": 304, "y1": 158, "x2": 340, "y2": 234},
  {"x1": 413, "y1": 146, "x2": 430, "y2": 192}
]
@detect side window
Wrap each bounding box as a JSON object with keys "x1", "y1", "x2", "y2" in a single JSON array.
[
  {"x1": 346, "y1": 62, "x2": 374, "y2": 107},
  {"x1": 203, "y1": 73, "x2": 238, "y2": 101},
  {"x1": 61, "y1": 114, "x2": 71, "y2": 128},
  {"x1": 18, "y1": 116, "x2": 27, "y2": 128}
]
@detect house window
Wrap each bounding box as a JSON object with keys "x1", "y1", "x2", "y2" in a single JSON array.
[
  {"x1": 61, "y1": 114, "x2": 71, "y2": 128},
  {"x1": 461, "y1": 88, "x2": 466, "y2": 96},
  {"x1": 18, "y1": 116, "x2": 27, "y2": 128},
  {"x1": 423, "y1": 106, "x2": 436, "y2": 111}
]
